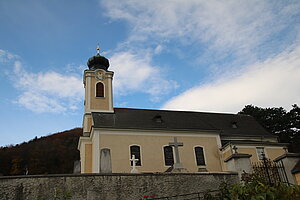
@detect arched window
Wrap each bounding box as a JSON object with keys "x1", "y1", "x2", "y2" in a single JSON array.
[
  {"x1": 96, "y1": 82, "x2": 104, "y2": 97},
  {"x1": 195, "y1": 146, "x2": 206, "y2": 166},
  {"x1": 164, "y1": 146, "x2": 174, "y2": 166},
  {"x1": 130, "y1": 145, "x2": 141, "y2": 166}
]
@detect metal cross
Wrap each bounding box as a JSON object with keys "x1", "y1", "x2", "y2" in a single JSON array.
[
  {"x1": 96, "y1": 43, "x2": 100, "y2": 55},
  {"x1": 169, "y1": 137, "x2": 184, "y2": 168}
]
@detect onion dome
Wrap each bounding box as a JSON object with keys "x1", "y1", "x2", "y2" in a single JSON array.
[{"x1": 87, "y1": 46, "x2": 110, "y2": 71}]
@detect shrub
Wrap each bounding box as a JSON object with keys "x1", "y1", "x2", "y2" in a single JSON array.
[{"x1": 205, "y1": 174, "x2": 300, "y2": 200}]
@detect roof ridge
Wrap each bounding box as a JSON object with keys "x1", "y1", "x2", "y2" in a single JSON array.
[{"x1": 113, "y1": 107, "x2": 241, "y2": 116}]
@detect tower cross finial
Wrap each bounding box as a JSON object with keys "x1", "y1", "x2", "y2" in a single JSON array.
[{"x1": 96, "y1": 43, "x2": 100, "y2": 55}]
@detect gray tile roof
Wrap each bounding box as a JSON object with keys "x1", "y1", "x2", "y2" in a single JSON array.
[{"x1": 92, "y1": 108, "x2": 273, "y2": 137}]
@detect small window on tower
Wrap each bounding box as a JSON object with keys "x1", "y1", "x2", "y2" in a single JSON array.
[{"x1": 96, "y1": 82, "x2": 104, "y2": 97}]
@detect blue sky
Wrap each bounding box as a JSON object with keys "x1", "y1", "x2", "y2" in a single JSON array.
[{"x1": 1, "y1": 0, "x2": 300, "y2": 147}]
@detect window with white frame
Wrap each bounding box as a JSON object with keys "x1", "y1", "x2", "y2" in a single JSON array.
[
  {"x1": 194, "y1": 146, "x2": 206, "y2": 166},
  {"x1": 130, "y1": 145, "x2": 141, "y2": 166},
  {"x1": 96, "y1": 82, "x2": 104, "y2": 97}
]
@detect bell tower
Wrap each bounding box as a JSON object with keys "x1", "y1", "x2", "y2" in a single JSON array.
[{"x1": 82, "y1": 46, "x2": 114, "y2": 136}]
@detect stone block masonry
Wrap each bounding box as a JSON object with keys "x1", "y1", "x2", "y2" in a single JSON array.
[{"x1": 0, "y1": 172, "x2": 238, "y2": 200}]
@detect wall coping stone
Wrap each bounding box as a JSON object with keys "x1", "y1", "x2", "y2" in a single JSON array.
[
  {"x1": 0, "y1": 172, "x2": 238, "y2": 180},
  {"x1": 224, "y1": 153, "x2": 252, "y2": 162},
  {"x1": 274, "y1": 153, "x2": 300, "y2": 162}
]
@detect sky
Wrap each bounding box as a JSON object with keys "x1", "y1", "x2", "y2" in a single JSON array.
[{"x1": 0, "y1": 0, "x2": 300, "y2": 147}]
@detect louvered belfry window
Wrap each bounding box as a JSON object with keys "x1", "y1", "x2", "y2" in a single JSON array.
[
  {"x1": 164, "y1": 146, "x2": 174, "y2": 166},
  {"x1": 195, "y1": 146, "x2": 206, "y2": 166},
  {"x1": 130, "y1": 145, "x2": 141, "y2": 166},
  {"x1": 96, "y1": 82, "x2": 104, "y2": 97}
]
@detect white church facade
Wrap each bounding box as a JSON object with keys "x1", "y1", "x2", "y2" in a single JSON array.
[{"x1": 78, "y1": 49, "x2": 286, "y2": 174}]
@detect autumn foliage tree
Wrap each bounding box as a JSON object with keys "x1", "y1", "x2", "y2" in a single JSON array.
[{"x1": 0, "y1": 128, "x2": 82, "y2": 176}]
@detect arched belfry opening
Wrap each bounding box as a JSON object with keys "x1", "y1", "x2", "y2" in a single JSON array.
[{"x1": 96, "y1": 82, "x2": 104, "y2": 97}]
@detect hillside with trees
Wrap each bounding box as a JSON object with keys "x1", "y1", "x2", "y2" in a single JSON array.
[
  {"x1": 239, "y1": 104, "x2": 300, "y2": 153},
  {"x1": 0, "y1": 128, "x2": 82, "y2": 176}
]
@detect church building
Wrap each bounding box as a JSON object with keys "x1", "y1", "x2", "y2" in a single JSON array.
[{"x1": 78, "y1": 49, "x2": 287, "y2": 174}]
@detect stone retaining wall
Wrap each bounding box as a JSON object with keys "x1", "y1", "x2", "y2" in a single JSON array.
[{"x1": 0, "y1": 172, "x2": 238, "y2": 200}]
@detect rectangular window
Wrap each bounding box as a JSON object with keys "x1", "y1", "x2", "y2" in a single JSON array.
[{"x1": 256, "y1": 147, "x2": 265, "y2": 160}]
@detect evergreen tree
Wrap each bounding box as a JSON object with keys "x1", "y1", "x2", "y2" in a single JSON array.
[{"x1": 239, "y1": 104, "x2": 300, "y2": 153}]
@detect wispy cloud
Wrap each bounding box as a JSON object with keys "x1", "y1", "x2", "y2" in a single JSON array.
[
  {"x1": 1, "y1": 47, "x2": 177, "y2": 112},
  {"x1": 102, "y1": 0, "x2": 300, "y2": 61},
  {"x1": 162, "y1": 44, "x2": 300, "y2": 113},
  {"x1": 0, "y1": 49, "x2": 19, "y2": 64},
  {"x1": 102, "y1": 0, "x2": 300, "y2": 110},
  {"x1": 8, "y1": 57, "x2": 84, "y2": 113},
  {"x1": 110, "y1": 51, "x2": 178, "y2": 101}
]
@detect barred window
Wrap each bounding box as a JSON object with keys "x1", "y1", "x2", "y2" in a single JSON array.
[
  {"x1": 164, "y1": 146, "x2": 174, "y2": 166},
  {"x1": 96, "y1": 82, "x2": 104, "y2": 97},
  {"x1": 130, "y1": 145, "x2": 141, "y2": 166},
  {"x1": 195, "y1": 146, "x2": 205, "y2": 166}
]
